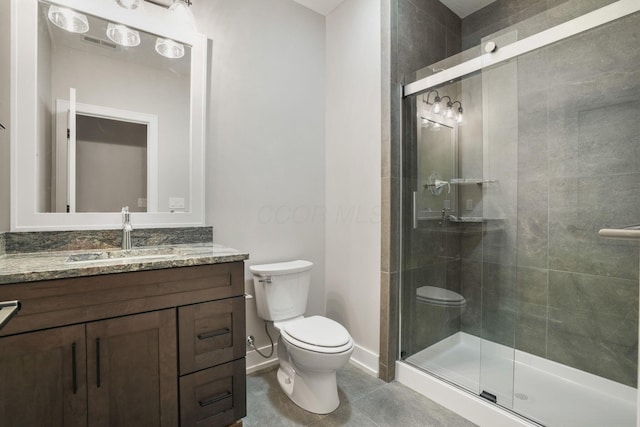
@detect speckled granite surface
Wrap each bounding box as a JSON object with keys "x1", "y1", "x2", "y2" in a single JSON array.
[
  {"x1": 2, "y1": 227, "x2": 214, "y2": 254},
  {"x1": 0, "y1": 243, "x2": 249, "y2": 286},
  {"x1": 0, "y1": 227, "x2": 249, "y2": 286}
]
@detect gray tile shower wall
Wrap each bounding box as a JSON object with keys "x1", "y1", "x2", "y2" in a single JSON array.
[
  {"x1": 459, "y1": 3, "x2": 640, "y2": 387},
  {"x1": 1, "y1": 226, "x2": 214, "y2": 254},
  {"x1": 396, "y1": 0, "x2": 462, "y2": 365},
  {"x1": 382, "y1": 0, "x2": 462, "y2": 380},
  {"x1": 461, "y1": 0, "x2": 618, "y2": 50}
]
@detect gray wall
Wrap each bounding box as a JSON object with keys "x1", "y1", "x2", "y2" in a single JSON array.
[
  {"x1": 461, "y1": 0, "x2": 617, "y2": 49},
  {"x1": 193, "y1": 0, "x2": 326, "y2": 363},
  {"x1": 511, "y1": 10, "x2": 639, "y2": 387}
]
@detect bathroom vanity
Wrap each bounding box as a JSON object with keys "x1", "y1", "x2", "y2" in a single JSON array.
[{"x1": 0, "y1": 243, "x2": 248, "y2": 427}]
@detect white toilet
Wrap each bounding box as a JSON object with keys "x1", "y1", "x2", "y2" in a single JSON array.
[{"x1": 250, "y1": 260, "x2": 354, "y2": 414}]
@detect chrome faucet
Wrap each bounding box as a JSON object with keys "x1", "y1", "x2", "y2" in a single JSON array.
[{"x1": 121, "y1": 206, "x2": 133, "y2": 250}]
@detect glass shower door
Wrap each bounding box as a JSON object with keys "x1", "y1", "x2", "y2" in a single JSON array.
[
  {"x1": 401, "y1": 76, "x2": 484, "y2": 397},
  {"x1": 474, "y1": 31, "x2": 520, "y2": 411}
]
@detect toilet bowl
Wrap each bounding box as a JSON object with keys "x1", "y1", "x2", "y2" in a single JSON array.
[
  {"x1": 416, "y1": 285, "x2": 466, "y2": 308},
  {"x1": 275, "y1": 316, "x2": 353, "y2": 414},
  {"x1": 250, "y1": 261, "x2": 354, "y2": 414}
]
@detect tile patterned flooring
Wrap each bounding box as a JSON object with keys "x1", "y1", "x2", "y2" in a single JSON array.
[{"x1": 244, "y1": 363, "x2": 477, "y2": 427}]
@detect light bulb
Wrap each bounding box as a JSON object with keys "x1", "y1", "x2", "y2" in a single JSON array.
[
  {"x1": 456, "y1": 111, "x2": 463, "y2": 124},
  {"x1": 106, "y1": 23, "x2": 140, "y2": 47},
  {"x1": 432, "y1": 96, "x2": 442, "y2": 115},
  {"x1": 445, "y1": 103, "x2": 454, "y2": 119},
  {"x1": 47, "y1": 5, "x2": 89, "y2": 33},
  {"x1": 116, "y1": 0, "x2": 141, "y2": 9},
  {"x1": 155, "y1": 38, "x2": 185, "y2": 59}
]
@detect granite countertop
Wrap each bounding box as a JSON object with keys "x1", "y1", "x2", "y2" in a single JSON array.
[{"x1": 0, "y1": 243, "x2": 249, "y2": 286}]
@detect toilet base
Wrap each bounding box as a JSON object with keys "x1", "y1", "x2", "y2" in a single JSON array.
[{"x1": 276, "y1": 365, "x2": 340, "y2": 414}]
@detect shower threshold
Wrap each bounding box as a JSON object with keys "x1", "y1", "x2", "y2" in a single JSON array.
[{"x1": 404, "y1": 332, "x2": 635, "y2": 426}]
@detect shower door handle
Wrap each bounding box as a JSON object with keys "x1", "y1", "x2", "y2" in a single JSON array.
[{"x1": 412, "y1": 191, "x2": 418, "y2": 229}]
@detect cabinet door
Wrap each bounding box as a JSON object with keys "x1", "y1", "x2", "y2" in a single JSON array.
[
  {"x1": 0, "y1": 324, "x2": 87, "y2": 427},
  {"x1": 87, "y1": 309, "x2": 178, "y2": 427}
]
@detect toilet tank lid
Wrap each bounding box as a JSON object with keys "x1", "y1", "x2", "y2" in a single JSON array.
[{"x1": 249, "y1": 260, "x2": 313, "y2": 276}]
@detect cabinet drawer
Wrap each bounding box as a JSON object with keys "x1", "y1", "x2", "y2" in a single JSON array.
[
  {"x1": 180, "y1": 358, "x2": 246, "y2": 427},
  {"x1": 179, "y1": 297, "x2": 245, "y2": 375}
]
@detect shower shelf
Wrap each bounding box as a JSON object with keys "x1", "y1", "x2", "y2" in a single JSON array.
[
  {"x1": 598, "y1": 224, "x2": 640, "y2": 240},
  {"x1": 450, "y1": 178, "x2": 497, "y2": 185}
]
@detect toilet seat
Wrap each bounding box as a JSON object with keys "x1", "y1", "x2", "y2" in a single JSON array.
[
  {"x1": 416, "y1": 286, "x2": 466, "y2": 307},
  {"x1": 279, "y1": 316, "x2": 354, "y2": 354}
]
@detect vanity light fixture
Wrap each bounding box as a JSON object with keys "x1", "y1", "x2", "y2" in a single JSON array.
[
  {"x1": 106, "y1": 23, "x2": 141, "y2": 47},
  {"x1": 155, "y1": 37, "x2": 185, "y2": 59},
  {"x1": 47, "y1": 5, "x2": 89, "y2": 34},
  {"x1": 169, "y1": 0, "x2": 193, "y2": 12},
  {"x1": 169, "y1": 0, "x2": 196, "y2": 27},
  {"x1": 422, "y1": 90, "x2": 464, "y2": 124},
  {"x1": 115, "y1": 0, "x2": 141, "y2": 9}
]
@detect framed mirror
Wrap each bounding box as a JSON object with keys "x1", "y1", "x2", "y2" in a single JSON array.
[{"x1": 11, "y1": 0, "x2": 206, "y2": 230}]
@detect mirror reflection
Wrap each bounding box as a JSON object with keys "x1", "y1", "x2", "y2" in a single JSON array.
[
  {"x1": 37, "y1": 1, "x2": 191, "y2": 213},
  {"x1": 416, "y1": 114, "x2": 458, "y2": 221}
]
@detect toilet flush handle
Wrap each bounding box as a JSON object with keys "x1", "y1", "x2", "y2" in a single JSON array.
[{"x1": 259, "y1": 276, "x2": 272, "y2": 284}]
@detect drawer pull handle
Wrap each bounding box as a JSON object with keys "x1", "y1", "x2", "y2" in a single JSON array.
[
  {"x1": 71, "y1": 342, "x2": 78, "y2": 394},
  {"x1": 96, "y1": 338, "x2": 101, "y2": 388},
  {"x1": 199, "y1": 391, "x2": 232, "y2": 407},
  {"x1": 197, "y1": 328, "x2": 231, "y2": 340}
]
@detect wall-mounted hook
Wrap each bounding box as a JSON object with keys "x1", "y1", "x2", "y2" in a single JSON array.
[{"x1": 0, "y1": 123, "x2": 5, "y2": 130}]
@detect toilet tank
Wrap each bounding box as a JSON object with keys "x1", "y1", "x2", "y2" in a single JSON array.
[{"x1": 249, "y1": 260, "x2": 313, "y2": 322}]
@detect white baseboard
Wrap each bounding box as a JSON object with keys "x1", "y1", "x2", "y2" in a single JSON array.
[
  {"x1": 350, "y1": 343, "x2": 379, "y2": 377},
  {"x1": 246, "y1": 343, "x2": 279, "y2": 374},
  {"x1": 245, "y1": 342, "x2": 379, "y2": 377}
]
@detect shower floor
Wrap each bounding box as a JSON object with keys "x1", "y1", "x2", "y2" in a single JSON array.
[{"x1": 405, "y1": 332, "x2": 636, "y2": 426}]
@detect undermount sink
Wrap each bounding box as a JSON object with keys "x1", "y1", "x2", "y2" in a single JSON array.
[{"x1": 65, "y1": 248, "x2": 179, "y2": 265}]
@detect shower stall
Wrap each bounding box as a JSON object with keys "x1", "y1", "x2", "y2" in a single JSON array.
[{"x1": 396, "y1": 0, "x2": 640, "y2": 425}]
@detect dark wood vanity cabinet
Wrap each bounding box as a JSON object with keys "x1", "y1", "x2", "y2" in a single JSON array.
[{"x1": 0, "y1": 262, "x2": 247, "y2": 427}]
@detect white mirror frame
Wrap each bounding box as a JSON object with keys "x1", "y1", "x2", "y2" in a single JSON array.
[{"x1": 10, "y1": 0, "x2": 206, "y2": 231}]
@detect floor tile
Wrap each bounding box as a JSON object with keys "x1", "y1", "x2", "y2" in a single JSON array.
[{"x1": 244, "y1": 363, "x2": 477, "y2": 427}]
